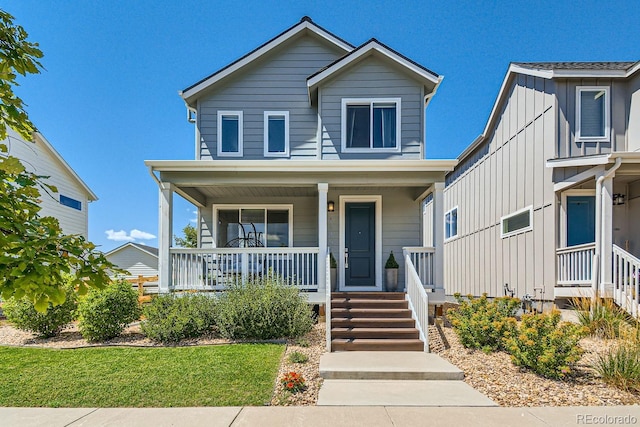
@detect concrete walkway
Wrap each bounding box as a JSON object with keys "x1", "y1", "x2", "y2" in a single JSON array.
[{"x1": 2, "y1": 406, "x2": 639, "y2": 426}]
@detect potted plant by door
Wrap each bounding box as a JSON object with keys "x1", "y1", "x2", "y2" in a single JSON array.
[
  {"x1": 329, "y1": 253, "x2": 338, "y2": 292},
  {"x1": 385, "y1": 251, "x2": 399, "y2": 292}
]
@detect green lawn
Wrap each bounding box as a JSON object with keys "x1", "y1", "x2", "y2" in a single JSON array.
[{"x1": 0, "y1": 344, "x2": 284, "y2": 407}]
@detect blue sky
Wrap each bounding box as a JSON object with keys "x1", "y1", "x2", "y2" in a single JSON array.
[{"x1": 6, "y1": 0, "x2": 639, "y2": 252}]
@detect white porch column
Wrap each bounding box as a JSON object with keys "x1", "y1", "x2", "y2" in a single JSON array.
[
  {"x1": 432, "y1": 182, "x2": 445, "y2": 292},
  {"x1": 318, "y1": 183, "x2": 328, "y2": 293},
  {"x1": 158, "y1": 182, "x2": 173, "y2": 293},
  {"x1": 600, "y1": 176, "x2": 614, "y2": 294}
]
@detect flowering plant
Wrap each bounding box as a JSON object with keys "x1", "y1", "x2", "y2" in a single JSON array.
[{"x1": 280, "y1": 371, "x2": 306, "y2": 393}]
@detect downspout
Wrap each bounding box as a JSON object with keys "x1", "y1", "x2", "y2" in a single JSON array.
[
  {"x1": 594, "y1": 157, "x2": 622, "y2": 301},
  {"x1": 423, "y1": 76, "x2": 444, "y2": 158}
]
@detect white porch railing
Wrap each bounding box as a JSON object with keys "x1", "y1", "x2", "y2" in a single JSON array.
[
  {"x1": 170, "y1": 247, "x2": 320, "y2": 291},
  {"x1": 556, "y1": 243, "x2": 596, "y2": 286},
  {"x1": 404, "y1": 254, "x2": 429, "y2": 352},
  {"x1": 612, "y1": 245, "x2": 640, "y2": 317},
  {"x1": 403, "y1": 247, "x2": 435, "y2": 288},
  {"x1": 325, "y1": 250, "x2": 332, "y2": 352}
]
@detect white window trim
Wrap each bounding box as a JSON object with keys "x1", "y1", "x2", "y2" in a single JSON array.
[
  {"x1": 212, "y1": 204, "x2": 294, "y2": 248},
  {"x1": 444, "y1": 206, "x2": 458, "y2": 241},
  {"x1": 341, "y1": 98, "x2": 402, "y2": 153},
  {"x1": 575, "y1": 86, "x2": 610, "y2": 142},
  {"x1": 500, "y1": 205, "x2": 533, "y2": 239},
  {"x1": 263, "y1": 111, "x2": 290, "y2": 157},
  {"x1": 217, "y1": 111, "x2": 243, "y2": 157}
]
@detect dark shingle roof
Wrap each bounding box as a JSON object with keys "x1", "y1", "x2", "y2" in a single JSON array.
[
  {"x1": 512, "y1": 61, "x2": 638, "y2": 71},
  {"x1": 130, "y1": 243, "x2": 158, "y2": 257}
]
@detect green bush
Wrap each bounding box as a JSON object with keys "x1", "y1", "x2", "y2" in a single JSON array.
[
  {"x1": 215, "y1": 274, "x2": 314, "y2": 340},
  {"x1": 141, "y1": 293, "x2": 217, "y2": 343},
  {"x1": 3, "y1": 280, "x2": 77, "y2": 338},
  {"x1": 504, "y1": 310, "x2": 585, "y2": 379},
  {"x1": 447, "y1": 293, "x2": 520, "y2": 352},
  {"x1": 77, "y1": 279, "x2": 141, "y2": 342},
  {"x1": 595, "y1": 341, "x2": 640, "y2": 393},
  {"x1": 572, "y1": 297, "x2": 629, "y2": 339},
  {"x1": 288, "y1": 351, "x2": 309, "y2": 364}
]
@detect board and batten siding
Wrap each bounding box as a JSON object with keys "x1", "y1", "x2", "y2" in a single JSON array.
[
  {"x1": 197, "y1": 35, "x2": 344, "y2": 160},
  {"x1": 106, "y1": 247, "x2": 158, "y2": 278},
  {"x1": 443, "y1": 74, "x2": 557, "y2": 300},
  {"x1": 422, "y1": 196, "x2": 434, "y2": 247},
  {"x1": 319, "y1": 56, "x2": 424, "y2": 160},
  {"x1": 626, "y1": 72, "x2": 640, "y2": 152},
  {"x1": 4, "y1": 129, "x2": 90, "y2": 237}
]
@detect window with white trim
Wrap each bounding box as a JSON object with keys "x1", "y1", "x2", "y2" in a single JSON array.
[
  {"x1": 341, "y1": 98, "x2": 401, "y2": 152},
  {"x1": 217, "y1": 111, "x2": 243, "y2": 156},
  {"x1": 501, "y1": 206, "x2": 532, "y2": 238},
  {"x1": 576, "y1": 86, "x2": 610, "y2": 141},
  {"x1": 444, "y1": 207, "x2": 458, "y2": 240},
  {"x1": 215, "y1": 206, "x2": 292, "y2": 248},
  {"x1": 264, "y1": 111, "x2": 289, "y2": 157}
]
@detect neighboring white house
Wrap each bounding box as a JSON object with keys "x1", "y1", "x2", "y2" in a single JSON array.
[
  {"x1": 2, "y1": 127, "x2": 97, "y2": 237},
  {"x1": 105, "y1": 242, "x2": 159, "y2": 278}
]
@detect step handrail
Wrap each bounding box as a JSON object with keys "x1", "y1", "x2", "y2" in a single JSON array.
[
  {"x1": 404, "y1": 253, "x2": 429, "y2": 352},
  {"x1": 325, "y1": 250, "x2": 332, "y2": 352}
]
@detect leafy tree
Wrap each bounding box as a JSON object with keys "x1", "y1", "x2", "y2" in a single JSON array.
[
  {"x1": 174, "y1": 224, "x2": 197, "y2": 248},
  {"x1": 0, "y1": 9, "x2": 117, "y2": 311}
]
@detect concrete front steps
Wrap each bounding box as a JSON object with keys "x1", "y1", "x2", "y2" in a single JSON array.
[
  {"x1": 330, "y1": 292, "x2": 424, "y2": 351},
  {"x1": 317, "y1": 351, "x2": 497, "y2": 407}
]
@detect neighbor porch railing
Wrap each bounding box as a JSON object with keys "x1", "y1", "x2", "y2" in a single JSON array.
[
  {"x1": 556, "y1": 243, "x2": 596, "y2": 286},
  {"x1": 612, "y1": 245, "x2": 640, "y2": 317},
  {"x1": 170, "y1": 247, "x2": 320, "y2": 291},
  {"x1": 402, "y1": 247, "x2": 435, "y2": 289},
  {"x1": 404, "y1": 253, "x2": 429, "y2": 352}
]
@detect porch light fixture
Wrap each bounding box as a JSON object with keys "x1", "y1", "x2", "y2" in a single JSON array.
[
  {"x1": 328, "y1": 201, "x2": 335, "y2": 212},
  {"x1": 613, "y1": 193, "x2": 626, "y2": 206}
]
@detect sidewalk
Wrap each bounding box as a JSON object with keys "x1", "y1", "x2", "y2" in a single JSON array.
[{"x1": 1, "y1": 406, "x2": 639, "y2": 427}]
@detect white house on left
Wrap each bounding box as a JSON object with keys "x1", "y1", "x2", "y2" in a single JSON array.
[{"x1": 2, "y1": 127, "x2": 97, "y2": 237}]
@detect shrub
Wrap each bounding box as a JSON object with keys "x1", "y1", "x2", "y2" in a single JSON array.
[
  {"x1": 595, "y1": 341, "x2": 640, "y2": 393},
  {"x1": 280, "y1": 371, "x2": 306, "y2": 393},
  {"x1": 215, "y1": 274, "x2": 314, "y2": 340},
  {"x1": 141, "y1": 293, "x2": 217, "y2": 343},
  {"x1": 572, "y1": 297, "x2": 629, "y2": 339},
  {"x1": 447, "y1": 293, "x2": 520, "y2": 352},
  {"x1": 504, "y1": 310, "x2": 585, "y2": 379},
  {"x1": 77, "y1": 279, "x2": 141, "y2": 342},
  {"x1": 3, "y1": 279, "x2": 77, "y2": 338},
  {"x1": 288, "y1": 351, "x2": 309, "y2": 364}
]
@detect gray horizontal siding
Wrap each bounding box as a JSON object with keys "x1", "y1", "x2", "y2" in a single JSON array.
[
  {"x1": 106, "y1": 247, "x2": 158, "y2": 278},
  {"x1": 197, "y1": 36, "x2": 344, "y2": 160},
  {"x1": 320, "y1": 56, "x2": 424, "y2": 160}
]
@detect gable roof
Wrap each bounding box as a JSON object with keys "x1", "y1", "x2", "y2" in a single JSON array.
[
  {"x1": 307, "y1": 38, "x2": 442, "y2": 102},
  {"x1": 180, "y1": 17, "x2": 354, "y2": 107},
  {"x1": 33, "y1": 132, "x2": 98, "y2": 202},
  {"x1": 105, "y1": 242, "x2": 159, "y2": 258}
]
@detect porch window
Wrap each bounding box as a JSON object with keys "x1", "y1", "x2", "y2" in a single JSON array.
[
  {"x1": 264, "y1": 111, "x2": 289, "y2": 157},
  {"x1": 215, "y1": 206, "x2": 292, "y2": 247},
  {"x1": 501, "y1": 206, "x2": 532, "y2": 238},
  {"x1": 341, "y1": 98, "x2": 401, "y2": 152},
  {"x1": 444, "y1": 207, "x2": 458, "y2": 240},
  {"x1": 217, "y1": 111, "x2": 243, "y2": 156},
  {"x1": 576, "y1": 86, "x2": 609, "y2": 141}
]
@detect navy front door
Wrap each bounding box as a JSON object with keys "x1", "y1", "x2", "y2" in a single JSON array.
[
  {"x1": 566, "y1": 195, "x2": 596, "y2": 246},
  {"x1": 345, "y1": 202, "x2": 376, "y2": 287}
]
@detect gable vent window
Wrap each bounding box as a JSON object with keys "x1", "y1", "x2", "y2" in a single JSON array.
[
  {"x1": 217, "y1": 111, "x2": 243, "y2": 157},
  {"x1": 264, "y1": 111, "x2": 289, "y2": 157},
  {"x1": 60, "y1": 195, "x2": 82, "y2": 211},
  {"x1": 341, "y1": 98, "x2": 401, "y2": 152},
  {"x1": 501, "y1": 206, "x2": 532, "y2": 238},
  {"x1": 576, "y1": 86, "x2": 609, "y2": 141}
]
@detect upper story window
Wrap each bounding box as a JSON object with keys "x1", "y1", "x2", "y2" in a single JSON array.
[
  {"x1": 217, "y1": 111, "x2": 243, "y2": 157},
  {"x1": 341, "y1": 98, "x2": 401, "y2": 152},
  {"x1": 60, "y1": 195, "x2": 82, "y2": 211},
  {"x1": 501, "y1": 206, "x2": 532, "y2": 238},
  {"x1": 444, "y1": 206, "x2": 458, "y2": 240},
  {"x1": 264, "y1": 111, "x2": 289, "y2": 157},
  {"x1": 576, "y1": 86, "x2": 610, "y2": 142}
]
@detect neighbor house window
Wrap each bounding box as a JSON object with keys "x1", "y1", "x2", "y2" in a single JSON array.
[
  {"x1": 341, "y1": 98, "x2": 401, "y2": 152},
  {"x1": 264, "y1": 111, "x2": 289, "y2": 157},
  {"x1": 217, "y1": 111, "x2": 243, "y2": 157},
  {"x1": 501, "y1": 206, "x2": 532, "y2": 238},
  {"x1": 576, "y1": 86, "x2": 610, "y2": 141},
  {"x1": 60, "y1": 195, "x2": 81, "y2": 211},
  {"x1": 444, "y1": 207, "x2": 458, "y2": 240},
  {"x1": 215, "y1": 205, "x2": 292, "y2": 248}
]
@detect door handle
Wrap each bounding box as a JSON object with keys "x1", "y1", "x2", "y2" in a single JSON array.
[{"x1": 344, "y1": 248, "x2": 349, "y2": 269}]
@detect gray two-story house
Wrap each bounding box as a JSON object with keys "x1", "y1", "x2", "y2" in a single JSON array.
[
  {"x1": 145, "y1": 17, "x2": 456, "y2": 350},
  {"x1": 438, "y1": 61, "x2": 640, "y2": 315}
]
